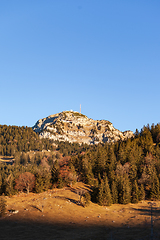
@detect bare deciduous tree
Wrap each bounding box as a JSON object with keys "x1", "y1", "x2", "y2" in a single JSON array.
[{"x1": 15, "y1": 172, "x2": 35, "y2": 194}]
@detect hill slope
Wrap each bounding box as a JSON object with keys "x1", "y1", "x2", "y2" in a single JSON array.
[
  {"x1": 33, "y1": 111, "x2": 134, "y2": 144},
  {"x1": 3, "y1": 183, "x2": 160, "y2": 240}
]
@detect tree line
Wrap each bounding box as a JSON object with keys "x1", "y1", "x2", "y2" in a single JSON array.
[
  {"x1": 0, "y1": 123, "x2": 160, "y2": 207},
  {"x1": 70, "y1": 124, "x2": 160, "y2": 205}
]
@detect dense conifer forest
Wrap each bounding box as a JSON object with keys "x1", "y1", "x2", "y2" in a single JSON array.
[
  {"x1": 0, "y1": 123, "x2": 160, "y2": 206},
  {"x1": 0, "y1": 125, "x2": 55, "y2": 155}
]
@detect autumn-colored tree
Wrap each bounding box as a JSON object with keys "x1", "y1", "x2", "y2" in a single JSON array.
[
  {"x1": 57, "y1": 156, "x2": 77, "y2": 186},
  {"x1": 15, "y1": 172, "x2": 35, "y2": 194}
]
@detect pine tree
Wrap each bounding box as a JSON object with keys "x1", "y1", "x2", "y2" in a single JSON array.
[
  {"x1": 128, "y1": 155, "x2": 137, "y2": 182},
  {"x1": 83, "y1": 192, "x2": 91, "y2": 207},
  {"x1": 131, "y1": 180, "x2": 139, "y2": 203},
  {"x1": 97, "y1": 176, "x2": 112, "y2": 206},
  {"x1": 150, "y1": 175, "x2": 160, "y2": 200},
  {"x1": 103, "y1": 175, "x2": 112, "y2": 206},
  {"x1": 123, "y1": 177, "x2": 131, "y2": 204},
  {"x1": 0, "y1": 175, "x2": 2, "y2": 195},
  {"x1": 5, "y1": 174, "x2": 14, "y2": 196},
  {"x1": 35, "y1": 173, "x2": 44, "y2": 193},
  {"x1": 42, "y1": 171, "x2": 51, "y2": 191},
  {"x1": 0, "y1": 196, "x2": 6, "y2": 217},
  {"x1": 91, "y1": 180, "x2": 99, "y2": 203},
  {"x1": 119, "y1": 176, "x2": 131, "y2": 204},
  {"x1": 57, "y1": 176, "x2": 64, "y2": 189},
  {"x1": 111, "y1": 181, "x2": 118, "y2": 204},
  {"x1": 108, "y1": 147, "x2": 116, "y2": 182},
  {"x1": 139, "y1": 184, "x2": 145, "y2": 201},
  {"x1": 51, "y1": 160, "x2": 60, "y2": 183},
  {"x1": 97, "y1": 180, "x2": 104, "y2": 205}
]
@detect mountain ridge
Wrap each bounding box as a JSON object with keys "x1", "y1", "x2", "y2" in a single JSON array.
[{"x1": 33, "y1": 111, "x2": 134, "y2": 144}]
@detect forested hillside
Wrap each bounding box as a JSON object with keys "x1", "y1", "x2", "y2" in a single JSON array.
[
  {"x1": 0, "y1": 125, "x2": 55, "y2": 155},
  {"x1": 70, "y1": 124, "x2": 160, "y2": 205},
  {"x1": 0, "y1": 123, "x2": 160, "y2": 206}
]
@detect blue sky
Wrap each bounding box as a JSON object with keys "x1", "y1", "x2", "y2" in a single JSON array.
[{"x1": 0, "y1": 0, "x2": 160, "y2": 132}]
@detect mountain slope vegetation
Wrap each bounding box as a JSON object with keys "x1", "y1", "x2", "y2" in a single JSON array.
[{"x1": 0, "y1": 122, "x2": 160, "y2": 207}]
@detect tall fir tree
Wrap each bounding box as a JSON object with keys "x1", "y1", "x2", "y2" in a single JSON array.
[
  {"x1": 103, "y1": 175, "x2": 112, "y2": 206},
  {"x1": 97, "y1": 180, "x2": 104, "y2": 206},
  {"x1": 131, "y1": 180, "x2": 139, "y2": 203},
  {"x1": 35, "y1": 173, "x2": 44, "y2": 193},
  {"x1": 119, "y1": 176, "x2": 131, "y2": 204},
  {"x1": 150, "y1": 175, "x2": 160, "y2": 200},
  {"x1": 139, "y1": 184, "x2": 145, "y2": 201},
  {"x1": 111, "y1": 180, "x2": 118, "y2": 204}
]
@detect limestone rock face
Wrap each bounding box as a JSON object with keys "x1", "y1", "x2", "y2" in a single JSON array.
[{"x1": 33, "y1": 111, "x2": 134, "y2": 144}]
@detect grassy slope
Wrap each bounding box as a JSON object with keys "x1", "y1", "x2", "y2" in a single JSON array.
[{"x1": 1, "y1": 182, "x2": 160, "y2": 240}]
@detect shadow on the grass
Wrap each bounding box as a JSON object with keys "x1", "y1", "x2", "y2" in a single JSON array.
[
  {"x1": 31, "y1": 205, "x2": 43, "y2": 212},
  {"x1": 133, "y1": 205, "x2": 160, "y2": 217},
  {"x1": 0, "y1": 217, "x2": 160, "y2": 240}
]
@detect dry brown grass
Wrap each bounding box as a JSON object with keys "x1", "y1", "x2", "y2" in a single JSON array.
[{"x1": 1, "y1": 182, "x2": 160, "y2": 240}]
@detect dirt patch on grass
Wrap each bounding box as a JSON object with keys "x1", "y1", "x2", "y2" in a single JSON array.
[{"x1": 1, "y1": 182, "x2": 160, "y2": 240}]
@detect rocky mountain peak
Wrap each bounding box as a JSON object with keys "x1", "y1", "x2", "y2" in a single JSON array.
[{"x1": 33, "y1": 111, "x2": 134, "y2": 145}]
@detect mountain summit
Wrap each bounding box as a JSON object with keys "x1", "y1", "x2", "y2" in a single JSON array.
[{"x1": 33, "y1": 111, "x2": 134, "y2": 144}]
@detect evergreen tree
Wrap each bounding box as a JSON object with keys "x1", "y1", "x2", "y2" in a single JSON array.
[
  {"x1": 51, "y1": 160, "x2": 60, "y2": 183},
  {"x1": 97, "y1": 176, "x2": 112, "y2": 206},
  {"x1": 119, "y1": 176, "x2": 131, "y2": 204},
  {"x1": 0, "y1": 175, "x2": 2, "y2": 194},
  {"x1": 97, "y1": 180, "x2": 104, "y2": 205},
  {"x1": 4, "y1": 173, "x2": 14, "y2": 196},
  {"x1": 150, "y1": 175, "x2": 160, "y2": 200},
  {"x1": 83, "y1": 192, "x2": 91, "y2": 207},
  {"x1": 91, "y1": 180, "x2": 99, "y2": 203},
  {"x1": 107, "y1": 147, "x2": 116, "y2": 183},
  {"x1": 0, "y1": 196, "x2": 6, "y2": 217},
  {"x1": 103, "y1": 175, "x2": 112, "y2": 206},
  {"x1": 118, "y1": 143, "x2": 127, "y2": 164},
  {"x1": 139, "y1": 184, "x2": 145, "y2": 201},
  {"x1": 42, "y1": 171, "x2": 51, "y2": 191},
  {"x1": 57, "y1": 176, "x2": 64, "y2": 188},
  {"x1": 131, "y1": 180, "x2": 139, "y2": 203},
  {"x1": 111, "y1": 180, "x2": 118, "y2": 204},
  {"x1": 35, "y1": 173, "x2": 44, "y2": 193}
]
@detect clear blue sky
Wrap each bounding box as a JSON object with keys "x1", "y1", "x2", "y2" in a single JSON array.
[{"x1": 0, "y1": 0, "x2": 160, "y2": 133}]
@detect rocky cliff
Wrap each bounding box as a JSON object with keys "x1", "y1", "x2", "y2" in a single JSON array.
[{"x1": 33, "y1": 111, "x2": 134, "y2": 144}]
